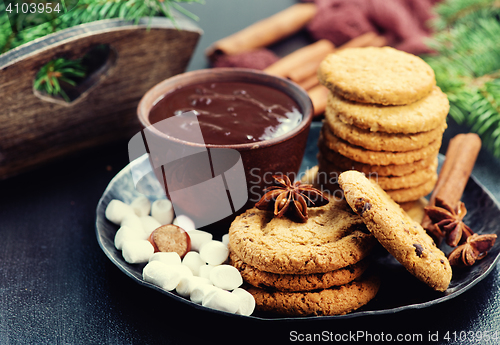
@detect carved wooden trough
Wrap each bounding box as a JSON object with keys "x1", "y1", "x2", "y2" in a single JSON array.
[{"x1": 0, "y1": 17, "x2": 202, "y2": 179}]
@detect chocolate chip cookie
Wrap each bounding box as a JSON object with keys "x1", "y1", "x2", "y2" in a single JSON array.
[
  {"x1": 228, "y1": 199, "x2": 376, "y2": 275},
  {"x1": 338, "y1": 170, "x2": 452, "y2": 291}
]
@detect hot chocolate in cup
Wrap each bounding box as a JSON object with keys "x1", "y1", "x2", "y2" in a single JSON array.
[{"x1": 137, "y1": 68, "x2": 313, "y2": 237}]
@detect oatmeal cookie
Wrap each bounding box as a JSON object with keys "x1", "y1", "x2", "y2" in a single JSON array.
[
  {"x1": 318, "y1": 140, "x2": 437, "y2": 177},
  {"x1": 338, "y1": 170, "x2": 452, "y2": 291},
  {"x1": 318, "y1": 47, "x2": 436, "y2": 105},
  {"x1": 229, "y1": 251, "x2": 369, "y2": 292},
  {"x1": 324, "y1": 108, "x2": 447, "y2": 151},
  {"x1": 385, "y1": 174, "x2": 437, "y2": 203},
  {"x1": 326, "y1": 87, "x2": 449, "y2": 134},
  {"x1": 316, "y1": 166, "x2": 437, "y2": 203},
  {"x1": 320, "y1": 127, "x2": 442, "y2": 165},
  {"x1": 246, "y1": 275, "x2": 380, "y2": 316},
  {"x1": 317, "y1": 153, "x2": 438, "y2": 190}
]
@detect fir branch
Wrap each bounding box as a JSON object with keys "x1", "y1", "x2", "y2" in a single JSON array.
[
  {"x1": 431, "y1": 0, "x2": 500, "y2": 31},
  {"x1": 34, "y1": 58, "x2": 86, "y2": 101},
  {"x1": 425, "y1": 2, "x2": 500, "y2": 157},
  {"x1": 468, "y1": 79, "x2": 500, "y2": 156},
  {"x1": 426, "y1": 18, "x2": 500, "y2": 79}
]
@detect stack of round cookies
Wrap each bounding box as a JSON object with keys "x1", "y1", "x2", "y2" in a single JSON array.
[
  {"x1": 228, "y1": 199, "x2": 380, "y2": 316},
  {"x1": 316, "y1": 47, "x2": 449, "y2": 204}
]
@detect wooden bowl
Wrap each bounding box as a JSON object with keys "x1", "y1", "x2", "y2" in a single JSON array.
[
  {"x1": 0, "y1": 17, "x2": 201, "y2": 179},
  {"x1": 137, "y1": 68, "x2": 313, "y2": 234}
]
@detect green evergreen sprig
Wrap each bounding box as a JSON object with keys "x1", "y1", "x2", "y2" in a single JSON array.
[
  {"x1": 33, "y1": 57, "x2": 86, "y2": 101},
  {"x1": 432, "y1": 0, "x2": 500, "y2": 31},
  {"x1": 424, "y1": 0, "x2": 500, "y2": 157}
]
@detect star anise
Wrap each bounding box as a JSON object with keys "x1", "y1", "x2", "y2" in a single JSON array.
[
  {"x1": 424, "y1": 198, "x2": 474, "y2": 247},
  {"x1": 448, "y1": 233, "x2": 497, "y2": 267},
  {"x1": 255, "y1": 174, "x2": 329, "y2": 222}
]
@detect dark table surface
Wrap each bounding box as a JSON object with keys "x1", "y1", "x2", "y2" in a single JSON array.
[{"x1": 2, "y1": 1, "x2": 500, "y2": 344}]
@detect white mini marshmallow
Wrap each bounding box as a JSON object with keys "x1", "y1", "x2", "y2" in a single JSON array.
[
  {"x1": 202, "y1": 289, "x2": 241, "y2": 314},
  {"x1": 199, "y1": 240, "x2": 229, "y2": 266},
  {"x1": 139, "y1": 216, "x2": 162, "y2": 236},
  {"x1": 176, "y1": 276, "x2": 212, "y2": 298},
  {"x1": 114, "y1": 226, "x2": 148, "y2": 250},
  {"x1": 173, "y1": 215, "x2": 196, "y2": 231},
  {"x1": 182, "y1": 251, "x2": 206, "y2": 276},
  {"x1": 149, "y1": 252, "x2": 181, "y2": 265},
  {"x1": 209, "y1": 264, "x2": 243, "y2": 290},
  {"x1": 143, "y1": 261, "x2": 182, "y2": 291},
  {"x1": 105, "y1": 199, "x2": 134, "y2": 225},
  {"x1": 121, "y1": 214, "x2": 143, "y2": 232},
  {"x1": 174, "y1": 264, "x2": 194, "y2": 280},
  {"x1": 130, "y1": 196, "x2": 151, "y2": 217},
  {"x1": 222, "y1": 233, "x2": 229, "y2": 246},
  {"x1": 122, "y1": 240, "x2": 154, "y2": 264},
  {"x1": 186, "y1": 230, "x2": 213, "y2": 252},
  {"x1": 190, "y1": 284, "x2": 220, "y2": 304},
  {"x1": 232, "y1": 288, "x2": 256, "y2": 316},
  {"x1": 198, "y1": 264, "x2": 215, "y2": 279},
  {"x1": 151, "y1": 199, "x2": 174, "y2": 225}
]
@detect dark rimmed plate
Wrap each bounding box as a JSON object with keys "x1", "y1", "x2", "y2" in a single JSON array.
[{"x1": 95, "y1": 122, "x2": 500, "y2": 320}]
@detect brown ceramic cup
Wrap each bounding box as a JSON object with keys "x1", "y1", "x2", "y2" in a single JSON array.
[{"x1": 137, "y1": 68, "x2": 313, "y2": 236}]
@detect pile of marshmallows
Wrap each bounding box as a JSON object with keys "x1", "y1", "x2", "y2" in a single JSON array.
[{"x1": 105, "y1": 196, "x2": 255, "y2": 316}]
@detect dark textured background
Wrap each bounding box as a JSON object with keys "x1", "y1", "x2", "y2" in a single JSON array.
[{"x1": 1, "y1": 1, "x2": 500, "y2": 344}]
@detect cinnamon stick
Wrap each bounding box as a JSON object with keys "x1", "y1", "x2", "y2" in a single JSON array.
[
  {"x1": 307, "y1": 85, "x2": 329, "y2": 116},
  {"x1": 422, "y1": 133, "x2": 481, "y2": 231},
  {"x1": 288, "y1": 57, "x2": 324, "y2": 84},
  {"x1": 429, "y1": 133, "x2": 481, "y2": 207},
  {"x1": 205, "y1": 3, "x2": 317, "y2": 61},
  {"x1": 264, "y1": 39, "x2": 335, "y2": 78},
  {"x1": 337, "y1": 31, "x2": 387, "y2": 50},
  {"x1": 370, "y1": 35, "x2": 389, "y2": 48},
  {"x1": 297, "y1": 74, "x2": 319, "y2": 90}
]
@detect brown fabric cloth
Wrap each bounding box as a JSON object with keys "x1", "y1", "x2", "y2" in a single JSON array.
[
  {"x1": 307, "y1": 0, "x2": 439, "y2": 55},
  {"x1": 210, "y1": 0, "x2": 439, "y2": 70},
  {"x1": 307, "y1": 0, "x2": 376, "y2": 47}
]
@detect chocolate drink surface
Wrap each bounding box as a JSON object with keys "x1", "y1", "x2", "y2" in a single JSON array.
[{"x1": 148, "y1": 81, "x2": 303, "y2": 145}]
